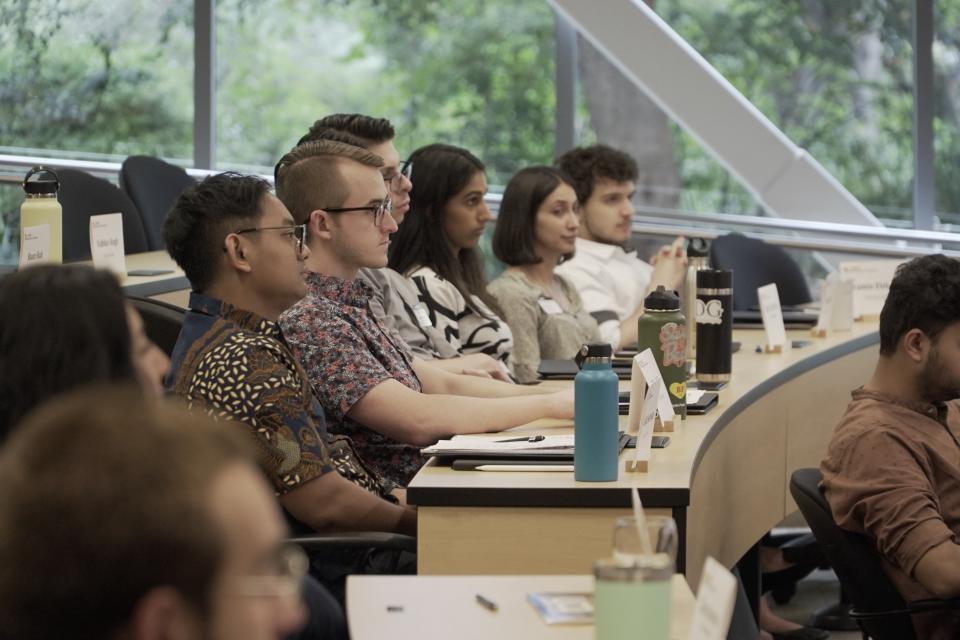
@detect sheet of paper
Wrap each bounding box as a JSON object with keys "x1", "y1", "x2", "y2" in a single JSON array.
[
  {"x1": 89, "y1": 212, "x2": 126, "y2": 275},
  {"x1": 757, "y1": 283, "x2": 789, "y2": 350},
  {"x1": 18, "y1": 224, "x2": 51, "y2": 268},
  {"x1": 686, "y1": 389, "x2": 705, "y2": 403},
  {"x1": 838, "y1": 259, "x2": 903, "y2": 318},
  {"x1": 687, "y1": 557, "x2": 738, "y2": 640},
  {"x1": 632, "y1": 377, "x2": 660, "y2": 467},
  {"x1": 633, "y1": 349, "x2": 675, "y2": 422},
  {"x1": 426, "y1": 435, "x2": 575, "y2": 452}
]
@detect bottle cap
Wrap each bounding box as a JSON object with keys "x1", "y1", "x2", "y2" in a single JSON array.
[
  {"x1": 578, "y1": 343, "x2": 612, "y2": 358},
  {"x1": 696, "y1": 269, "x2": 733, "y2": 289},
  {"x1": 23, "y1": 166, "x2": 59, "y2": 196},
  {"x1": 643, "y1": 285, "x2": 680, "y2": 311},
  {"x1": 687, "y1": 237, "x2": 710, "y2": 258},
  {"x1": 575, "y1": 342, "x2": 612, "y2": 368}
]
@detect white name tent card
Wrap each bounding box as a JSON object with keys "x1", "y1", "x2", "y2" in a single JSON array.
[
  {"x1": 813, "y1": 273, "x2": 854, "y2": 337},
  {"x1": 633, "y1": 349, "x2": 675, "y2": 432},
  {"x1": 838, "y1": 259, "x2": 903, "y2": 319},
  {"x1": 18, "y1": 224, "x2": 51, "y2": 268},
  {"x1": 89, "y1": 213, "x2": 126, "y2": 276},
  {"x1": 757, "y1": 283, "x2": 790, "y2": 353},
  {"x1": 626, "y1": 372, "x2": 660, "y2": 473},
  {"x1": 687, "y1": 556, "x2": 738, "y2": 640}
]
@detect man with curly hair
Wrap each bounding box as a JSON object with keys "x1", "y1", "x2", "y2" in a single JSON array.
[
  {"x1": 555, "y1": 144, "x2": 686, "y2": 349},
  {"x1": 821, "y1": 254, "x2": 960, "y2": 640}
]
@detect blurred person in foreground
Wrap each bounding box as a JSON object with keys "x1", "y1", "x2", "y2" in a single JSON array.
[{"x1": 0, "y1": 387, "x2": 307, "y2": 640}]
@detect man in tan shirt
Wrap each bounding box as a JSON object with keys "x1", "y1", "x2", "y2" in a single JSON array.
[{"x1": 821, "y1": 253, "x2": 960, "y2": 640}]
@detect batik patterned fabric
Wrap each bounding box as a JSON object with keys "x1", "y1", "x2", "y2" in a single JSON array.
[
  {"x1": 167, "y1": 292, "x2": 395, "y2": 499},
  {"x1": 280, "y1": 273, "x2": 425, "y2": 487},
  {"x1": 407, "y1": 265, "x2": 514, "y2": 369}
]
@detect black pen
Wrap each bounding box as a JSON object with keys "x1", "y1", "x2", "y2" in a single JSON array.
[
  {"x1": 476, "y1": 593, "x2": 498, "y2": 611},
  {"x1": 495, "y1": 435, "x2": 545, "y2": 443}
]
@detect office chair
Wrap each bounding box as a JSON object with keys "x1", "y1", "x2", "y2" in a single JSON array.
[
  {"x1": 790, "y1": 468, "x2": 960, "y2": 640},
  {"x1": 120, "y1": 156, "x2": 196, "y2": 250},
  {"x1": 710, "y1": 233, "x2": 812, "y2": 311},
  {"x1": 57, "y1": 168, "x2": 149, "y2": 262},
  {"x1": 128, "y1": 296, "x2": 186, "y2": 357}
]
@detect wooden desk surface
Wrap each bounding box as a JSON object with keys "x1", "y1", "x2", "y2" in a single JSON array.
[
  {"x1": 409, "y1": 322, "x2": 880, "y2": 585},
  {"x1": 346, "y1": 574, "x2": 695, "y2": 640},
  {"x1": 117, "y1": 251, "x2": 189, "y2": 306}
]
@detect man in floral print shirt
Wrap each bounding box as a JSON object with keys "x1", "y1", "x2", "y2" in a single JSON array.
[{"x1": 274, "y1": 140, "x2": 574, "y2": 487}]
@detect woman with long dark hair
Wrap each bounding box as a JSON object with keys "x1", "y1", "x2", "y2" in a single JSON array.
[
  {"x1": 389, "y1": 143, "x2": 513, "y2": 371},
  {"x1": 0, "y1": 264, "x2": 170, "y2": 435},
  {"x1": 489, "y1": 166, "x2": 601, "y2": 383}
]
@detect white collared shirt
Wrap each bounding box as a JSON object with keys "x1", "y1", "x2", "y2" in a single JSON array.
[{"x1": 555, "y1": 238, "x2": 653, "y2": 347}]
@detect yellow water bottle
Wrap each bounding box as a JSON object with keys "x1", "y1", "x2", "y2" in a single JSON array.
[{"x1": 20, "y1": 166, "x2": 62, "y2": 265}]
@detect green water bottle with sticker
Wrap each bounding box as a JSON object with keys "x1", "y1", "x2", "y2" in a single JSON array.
[{"x1": 637, "y1": 286, "x2": 687, "y2": 419}]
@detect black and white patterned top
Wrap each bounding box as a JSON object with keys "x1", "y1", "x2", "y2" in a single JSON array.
[{"x1": 407, "y1": 265, "x2": 514, "y2": 370}]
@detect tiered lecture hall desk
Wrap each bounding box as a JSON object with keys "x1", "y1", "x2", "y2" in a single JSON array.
[
  {"x1": 114, "y1": 250, "x2": 190, "y2": 307},
  {"x1": 408, "y1": 322, "x2": 879, "y2": 590},
  {"x1": 346, "y1": 574, "x2": 695, "y2": 640}
]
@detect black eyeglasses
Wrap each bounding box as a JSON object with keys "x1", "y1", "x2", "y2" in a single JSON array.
[
  {"x1": 233, "y1": 224, "x2": 307, "y2": 254},
  {"x1": 383, "y1": 160, "x2": 413, "y2": 191},
  {"x1": 324, "y1": 197, "x2": 393, "y2": 226}
]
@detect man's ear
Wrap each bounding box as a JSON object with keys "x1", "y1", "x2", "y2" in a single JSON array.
[
  {"x1": 223, "y1": 233, "x2": 253, "y2": 274},
  {"x1": 309, "y1": 209, "x2": 335, "y2": 241},
  {"x1": 902, "y1": 328, "x2": 930, "y2": 364},
  {"x1": 125, "y1": 586, "x2": 199, "y2": 640}
]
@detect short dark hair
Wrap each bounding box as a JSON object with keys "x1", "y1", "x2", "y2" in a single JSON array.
[
  {"x1": 879, "y1": 254, "x2": 960, "y2": 355},
  {"x1": 298, "y1": 113, "x2": 395, "y2": 147},
  {"x1": 388, "y1": 143, "x2": 499, "y2": 313},
  {"x1": 0, "y1": 386, "x2": 255, "y2": 640},
  {"x1": 163, "y1": 172, "x2": 272, "y2": 292},
  {"x1": 0, "y1": 265, "x2": 135, "y2": 434},
  {"x1": 275, "y1": 139, "x2": 384, "y2": 225},
  {"x1": 493, "y1": 166, "x2": 576, "y2": 266},
  {"x1": 556, "y1": 144, "x2": 638, "y2": 204}
]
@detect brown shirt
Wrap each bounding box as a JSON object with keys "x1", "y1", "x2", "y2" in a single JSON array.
[{"x1": 821, "y1": 387, "x2": 960, "y2": 639}]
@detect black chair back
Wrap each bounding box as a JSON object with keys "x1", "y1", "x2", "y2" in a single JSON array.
[
  {"x1": 710, "y1": 233, "x2": 812, "y2": 310},
  {"x1": 127, "y1": 296, "x2": 185, "y2": 357},
  {"x1": 790, "y1": 468, "x2": 917, "y2": 640},
  {"x1": 57, "y1": 168, "x2": 149, "y2": 262},
  {"x1": 120, "y1": 156, "x2": 196, "y2": 251}
]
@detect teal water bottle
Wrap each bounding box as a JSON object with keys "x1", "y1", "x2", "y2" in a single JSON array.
[{"x1": 574, "y1": 343, "x2": 620, "y2": 482}]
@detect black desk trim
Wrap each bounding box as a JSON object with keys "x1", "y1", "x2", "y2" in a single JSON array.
[
  {"x1": 407, "y1": 485, "x2": 688, "y2": 508},
  {"x1": 122, "y1": 276, "x2": 190, "y2": 298}
]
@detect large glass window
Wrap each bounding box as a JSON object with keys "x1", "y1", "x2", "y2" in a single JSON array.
[
  {"x1": 215, "y1": 0, "x2": 557, "y2": 184},
  {"x1": 0, "y1": 0, "x2": 192, "y2": 263}
]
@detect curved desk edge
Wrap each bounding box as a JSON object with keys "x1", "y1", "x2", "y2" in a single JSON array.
[{"x1": 689, "y1": 330, "x2": 880, "y2": 480}]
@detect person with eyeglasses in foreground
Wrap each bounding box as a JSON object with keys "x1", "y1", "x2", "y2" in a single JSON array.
[
  {"x1": 287, "y1": 113, "x2": 511, "y2": 382},
  {"x1": 0, "y1": 387, "x2": 308, "y2": 640},
  {"x1": 163, "y1": 173, "x2": 416, "y2": 601},
  {"x1": 274, "y1": 140, "x2": 573, "y2": 487}
]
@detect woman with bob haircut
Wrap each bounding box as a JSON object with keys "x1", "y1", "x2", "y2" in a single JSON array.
[
  {"x1": 0, "y1": 264, "x2": 170, "y2": 435},
  {"x1": 489, "y1": 166, "x2": 601, "y2": 383},
  {"x1": 389, "y1": 143, "x2": 513, "y2": 373}
]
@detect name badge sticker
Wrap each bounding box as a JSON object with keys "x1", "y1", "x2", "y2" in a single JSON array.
[
  {"x1": 538, "y1": 298, "x2": 564, "y2": 315},
  {"x1": 412, "y1": 302, "x2": 433, "y2": 329}
]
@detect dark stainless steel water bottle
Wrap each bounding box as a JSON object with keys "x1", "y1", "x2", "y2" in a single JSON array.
[{"x1": 695, "y1": 269, "x2": 733, "y2": 384}]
